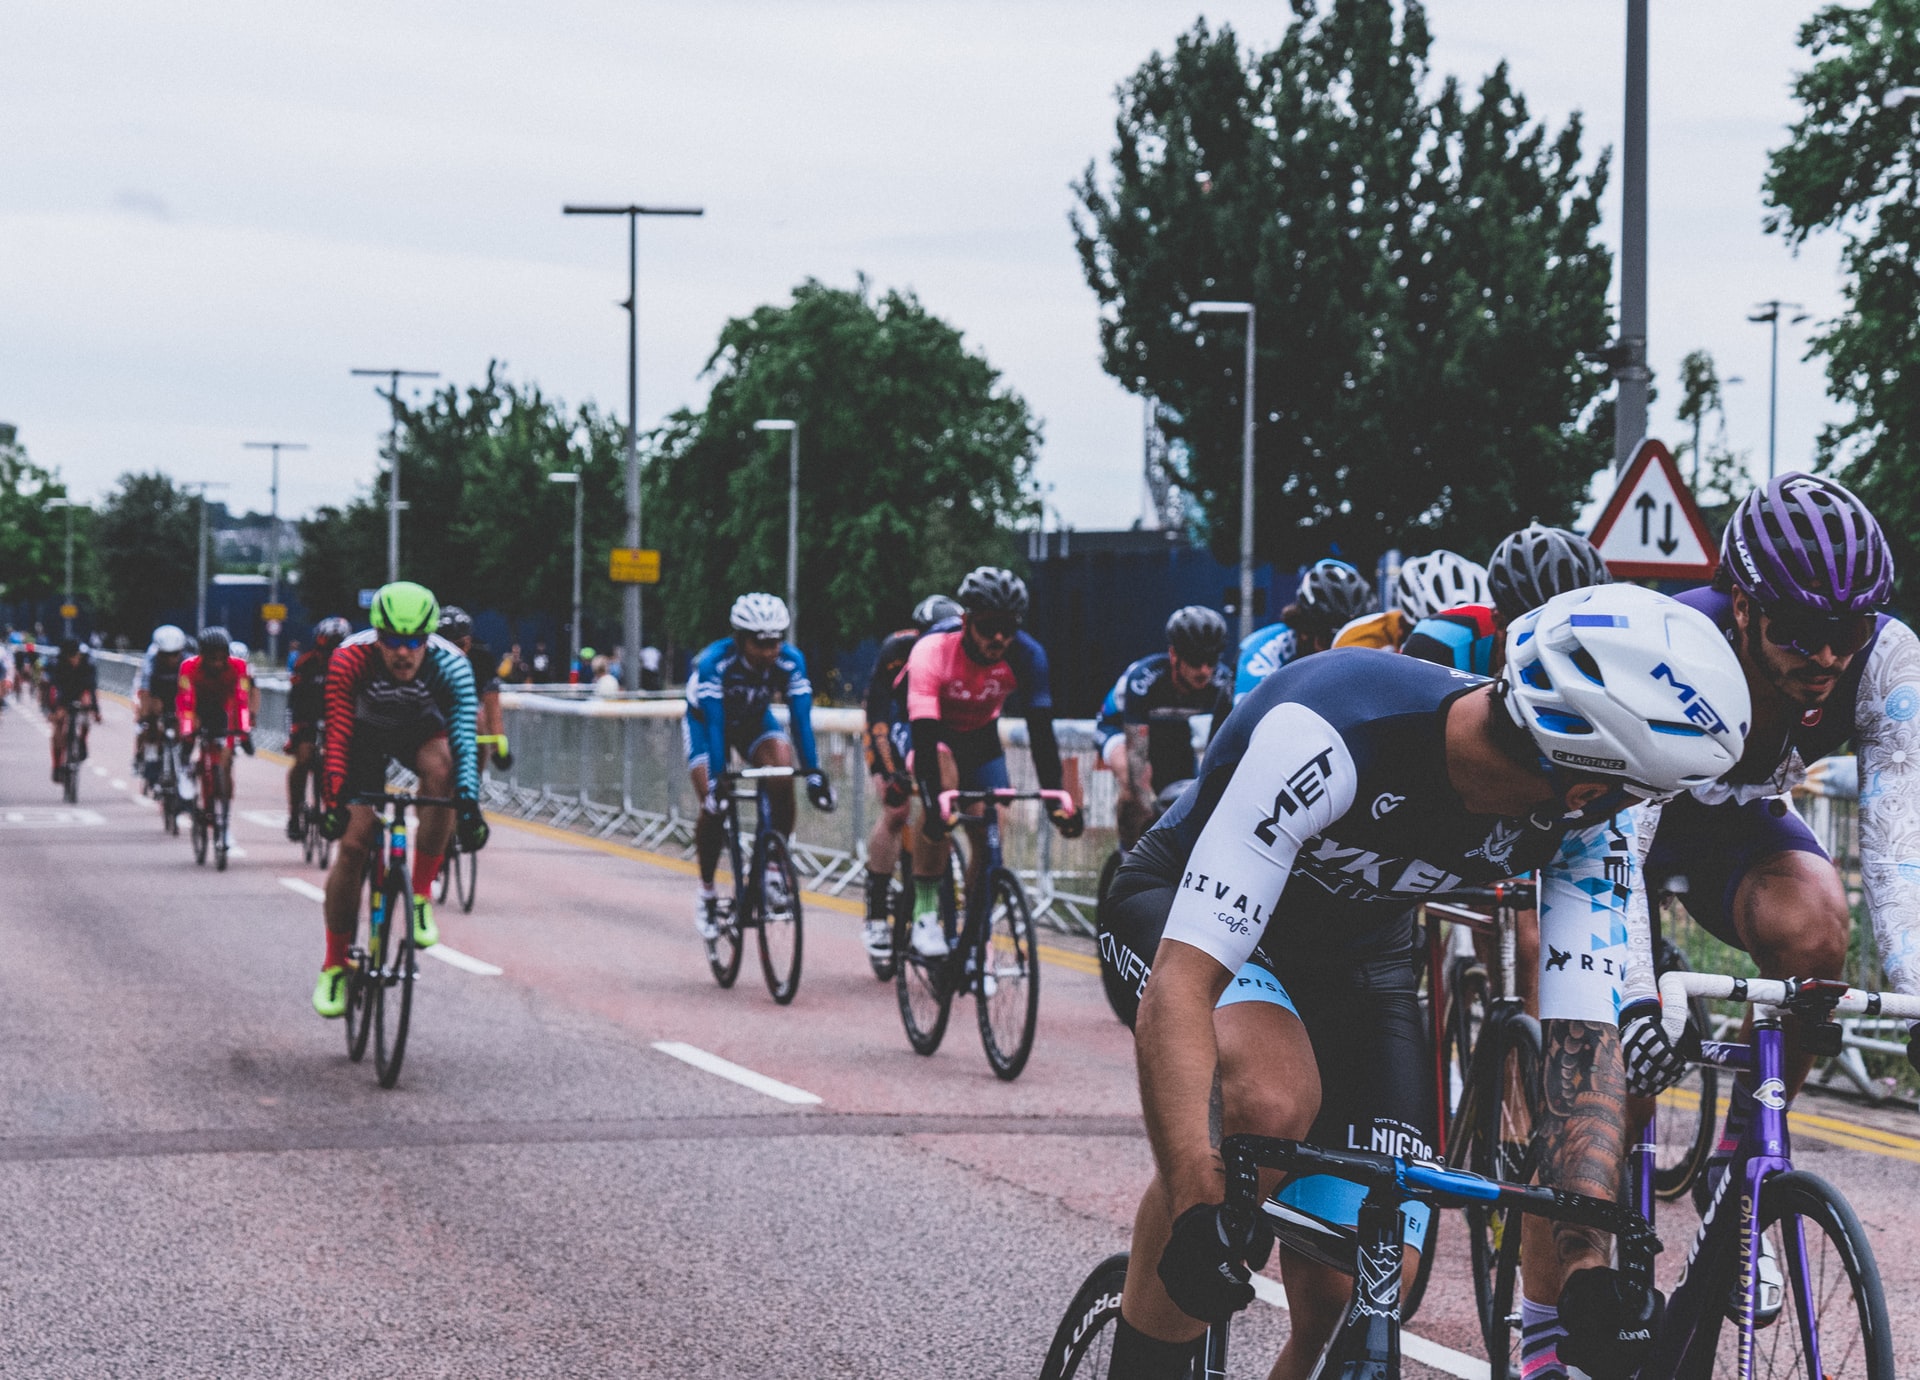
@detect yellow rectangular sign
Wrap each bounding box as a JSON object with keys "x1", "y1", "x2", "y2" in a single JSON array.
[
  {"x1": 59, "y1": 603, "x2": 78, "y2": 620},
  {"x1": 609, "y1": 547, "x2": 661, "y2": 584},
  {"x1": 260, "y1": 603, "x2": 289, "y2": 622}
]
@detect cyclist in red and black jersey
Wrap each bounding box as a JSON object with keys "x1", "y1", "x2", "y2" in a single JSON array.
[
  {"x1": 285, "y1": 617, "x2": 350, "y2": 839},
  {"x1": 177, "y1": 627, "x2": 255, "y2": 833}
]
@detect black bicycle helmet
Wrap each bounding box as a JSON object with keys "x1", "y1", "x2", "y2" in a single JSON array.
[
  {"x1": 1488, "y1": 523, "x2": 1612, "y2": 622},
  {"x1": 911, "y1": 594, "x2": 964, "y2": 632},
  {"x1": 1296, "y1": 559, "x2": 1377, "y2": 625},
  {"x1": 438, "y1": 605, "x2": 474, "y2": 641},
  {"x1": 197, "y1": 626, "x2": 231, "y2": 664},
  {"x1": 312, "y1": 616, "x2": 352, "y2": 647},
  {"x1": 1165, "y1": 605, "x2": 1229, "y2": 664},
  {"x1": 956, "y1": 566, "x2": 1029, "y2": 618}
]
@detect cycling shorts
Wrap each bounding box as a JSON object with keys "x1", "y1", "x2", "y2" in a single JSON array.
[
  {"x1": 904, "y1": 720, "x2": 1010, "y2": 794},
  {"x1": 287, "y1": 722, "x2": 319, "y2": 750},
  {"x1": 1098, "y1": 867, "x2": 1432, "y2": 1261},
  {"x1": 682, "y1": 703, "x2": 788, "y2": 773},
  {"x1": 343, "y1": 690, "x2": 449, "y2": 800},
  {"x1": 1643, "y1": 793, "x2": 1827, "y2": 950}
]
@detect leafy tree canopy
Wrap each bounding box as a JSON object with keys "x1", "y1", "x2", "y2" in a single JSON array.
[
  {"x1": 94, "y1": 473, "x2": 197, "y2": 638},
  {"x1": 1073, "y1": 3, "x2": 1615, "y2": 568},
  {"x1": 643, "y1": 276, "x2": 1039, "y2": 657},
  {"x1": 1673, "y1": 349, "x2": 1751, "y2": 533},
  {"x1": 1764, "y1": 0, "x2": 1920, "y2": 598},
  {"x1": 0, "y1": 437, "x2": 81, "y2": 614}
]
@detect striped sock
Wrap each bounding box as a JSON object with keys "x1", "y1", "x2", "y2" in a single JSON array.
[{"x1": 1519, "y1": 1297, "x2": 1567, "y2": 1380}]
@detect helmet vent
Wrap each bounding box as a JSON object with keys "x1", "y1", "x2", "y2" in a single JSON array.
[
  {"x1": 1569, "y1": 648, "x2": 1605, "y2": 685},
  {"x1": 1533, "y1": 710, "x2": 1593, "y2": 735},
  {"x1": 1519, "y1": 660, "x2": 1552, "y2": 691}
]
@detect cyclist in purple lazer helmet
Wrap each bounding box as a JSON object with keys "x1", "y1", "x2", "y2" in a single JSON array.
[{"x1": 1579, "y1": 473, "x2": 1920, "y2": 1379}]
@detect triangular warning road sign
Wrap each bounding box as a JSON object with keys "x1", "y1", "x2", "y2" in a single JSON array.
[{"x1": 1587, "y1": 439, "x2": 1718, "y2": 580}]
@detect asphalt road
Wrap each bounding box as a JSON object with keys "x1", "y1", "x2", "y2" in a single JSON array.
[{"x1": 4, "y1": 692, "x2": 1919, "y2": 1378}]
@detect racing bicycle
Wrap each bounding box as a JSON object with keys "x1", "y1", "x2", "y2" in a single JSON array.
[
  {"x1": 892, "y1": 787, "x2": 1067, "y2": 1081},
  {"x1": 188, "y1": 731, "x2": 237, "y2": 871},
  {"x1": 55, "y1": 707, "x2": 91, "y2": 803},
  {"x1": 702, "y1": 767, "x2": 804, "y2": 1005},
  {"x1": 342, "y1": 791, "x2": 453, "y2": 1089},
  {"x1": 300, "y1": 725, "x2": 332, "y2": 869}
]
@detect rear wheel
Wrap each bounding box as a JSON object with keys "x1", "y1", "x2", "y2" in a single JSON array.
[
  {"x1": 976, "y1": 867, "x2": 1040, "y2": 1080},
  {"x1": 1040, "y1": 1254, "x2": 1137, "y2": 1380},
  {"x1": 1094, "y1": 848, "x2": 1134, "y2": 1026},
  {"x1": 435, "y1": 839, "x2": 455, "y2": 903},
  {"x1": 452, "y1": 838, "x2": 478, "y2": 912},
  {"x1": 213, "y1": 800, "x2": 229, "y2": 872},
  {"x1": 757, "y1": 833, "x2": 803, "y2": 1005},
  {"x1": 191, "y1": 808, "x2": 209, "y2": 865},
  {"x1": 374, "y1": 878, "x2": 415, "y2": 1089},
  {"x1": 1465, "y1": 1011, "x2": 1542, "y2": 1372},
  {"x1": 347, "y1": 858, "x2": 383, "y2": 1063},
  {"x1": 1653, "y1": 939, "x2": 1718, "y2": 1201},
  {"x1": 894, "y1": 857, "x2": 956, "y2": 1056}
]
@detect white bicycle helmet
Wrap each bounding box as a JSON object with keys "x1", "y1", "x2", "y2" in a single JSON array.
[
  {"x1": 1502, "y1": 584, "x2": 1749, "y2": 797},
  {"x1": 729, "y1": 592, "x2": 791, "y2": 638},
  {"x1": 1395, "y1": 550, "x2": 1491, "y2": 622},
  {"x1": 150, "y1": 624, "x2": 188, "y2": 654}
]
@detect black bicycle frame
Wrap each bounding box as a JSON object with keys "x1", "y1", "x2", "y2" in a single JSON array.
[{"x1": 721, "y1": 773, "x2": 783, "y2": 927}]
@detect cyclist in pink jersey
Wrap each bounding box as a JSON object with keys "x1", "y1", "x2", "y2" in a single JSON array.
[{"x1": 898, "y1": 566, "x2": 1083, "y2": 957}]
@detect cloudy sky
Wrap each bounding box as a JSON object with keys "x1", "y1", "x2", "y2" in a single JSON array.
[{"x1": 1, "y1": 2, "x2": 1851, "y2": 531}]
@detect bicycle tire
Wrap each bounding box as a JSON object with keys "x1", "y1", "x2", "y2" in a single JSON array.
[
  {"x1": 1040, "y1": 1253, "x2": 1138, "y2": 1380},
  {"x1": 347, "y1": 857, "x2": 382, "y2": 1063},
  {"x1": 867, "y1": 875, "x2": 900, "y2": 982},
  {"x1": 454, "y1": 838, "x2": 477, "y2": 913},
  {"x1": 436, "y1": 838, "x2": 455, "y2": 904},
  {"x1": 214, "y1": 800, "x2": 229, "y2": 872},
  {"x1": 757, "y1": 831, "x2": 803, "y2": 1005},
  {"x1": 63, "y1": 760, "x2": 78, "y2": 804},
  {"x1": 374, "y1": 875, "x2": 414, "y2": 1089},
  {"x1": 977, "y1": 867, "x2": 1040, "y2": 1080},
  {"x1": 893, "y1": 856, "x2": 954, "y2": 1056},
  {"x1": 1466, "y1": 1011, "x2": 1542, "y2": 1370},
  {"x1": 302, "y1": 808, "x2": 316, "y2": 863},
  {"x1": 1093, "y1": 848, "x2": 1134, "y2": 1026},
  {"x1": 191, "y1": 809, "x2": 209, "y2": 866},
  {"x1": 1653, "y1": 940, "x2": 1718, "y2": 1202}
]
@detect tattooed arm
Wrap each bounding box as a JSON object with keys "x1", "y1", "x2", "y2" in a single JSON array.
[
  {"x1": 1854, "y1": 619, "x2": 1920, "y2": 997},
  {"x1": 1537, "y1": 1019, "x2": 1628, "y2": 1269}
]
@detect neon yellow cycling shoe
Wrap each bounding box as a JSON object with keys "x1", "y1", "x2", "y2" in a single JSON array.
[
  {"x1": 312, "y1": 965, "x2": 348, "y2": 1019},
  {"x1": 411, "y1": 895, "x2": 439, "y2": 949}
]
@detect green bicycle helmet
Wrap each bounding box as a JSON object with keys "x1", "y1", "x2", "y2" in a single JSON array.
[{"x1": 370, "y1": 581, "x2": 441, "y2": 637}]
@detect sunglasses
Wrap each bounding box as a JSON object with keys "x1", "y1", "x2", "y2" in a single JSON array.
[
  {"x1": 970, "y1": 615, "x2": 1020, "y2": 639},
  {"x1": 1760, "y1": 605, "x2": 1876, "y2": 659},
  {"x1": 379, "y1": 633, "x2": 428, "y2": 651},
  {"x1": 746, "y1": 634, "x2": 784, "y2": 650}
]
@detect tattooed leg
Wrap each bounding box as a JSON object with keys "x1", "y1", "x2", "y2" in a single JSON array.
[{"x1": 1523, "y1": 1018, "x2": 1627, "y2": 1303}]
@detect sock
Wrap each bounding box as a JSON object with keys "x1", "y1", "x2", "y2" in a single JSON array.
[
  {"x1": 863, "y1": 868, "x2": 892, "y2": 920},
  {"x1": 912, "y1": 875, "x2": 942, "y2": 921},
  {"x1": 411, "y1": 852, "x2": 444, "y2": 898},
  {"x1": 1519, "y1": 1297, "x2": 1567, "y2": 1380},
  {"x1": 324, "y1": 930, "x2": 351, "y2": 970},
  {"x1": 1106, "y1": 1316, "x2": 1200, "y2": 1380}
]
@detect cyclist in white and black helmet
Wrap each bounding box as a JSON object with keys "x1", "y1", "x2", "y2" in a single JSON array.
[
  {"x1": 1232, "y1": 559, "x2": 1376, "y2": 703},
  {"x1": 1332, "y1": 550, "x2": 1490, "y2": 652},
  {"x1": 1095, "y1": 606, "x2": 1234, "y2": 849},
  {"x1": 1402, "y1": 524, "x2": 1612, "y2": 678}
]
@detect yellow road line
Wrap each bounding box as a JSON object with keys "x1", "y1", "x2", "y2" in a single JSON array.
[{"x1": 1658, "y1": 1076, "x2": 1920, "y2": 1165}]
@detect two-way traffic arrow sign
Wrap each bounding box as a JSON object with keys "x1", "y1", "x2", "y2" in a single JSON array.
[{"x1": 1587, "y1": 438, "x2": 1717, "y2": 580}]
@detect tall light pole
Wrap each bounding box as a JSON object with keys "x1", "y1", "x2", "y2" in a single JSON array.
[
  {"x1": 548, "y1": 472, "x2": 583, "y2": 678},
  {"x1": 243, "y1": 440, "x2": 307, "y2": 664},
  {"x1": 1189, "y1": 301, "x2": 1257, "y2": 641},
  {"x1": 45, "y1": 497, "x2": 75, "y2": 637},
  {"x1": 563, "y1": 202, "x2": 704, "y2": 688},
  {"x1": 350, "y1": 368, "x2": 439, "y2": 582},
  {"x1": 1748, "y1": 301, "x2": 1807, "y2": 482},
  {"x1": 754, "y1": 419, "x2": 800, "y2": 642},
  {"x1": 181, "y1": 482, "x2": 230, "y2": 634},
  {"x1": 1613, "y1": 0, "x2": 1652, "y2": 470}
]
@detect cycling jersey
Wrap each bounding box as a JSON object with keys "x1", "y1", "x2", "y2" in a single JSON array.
[
  {"x1": 46, "y1": 656, "x2": 98, "y2": 710},
  {"x1": 1100, "y1": 652, "x2": 1231, "y2": 787},
  {"x1": 1330, "y1": 608, "x2": 1413, "y2": 651},
  {"x1": 287, "y1": 647, "x2": 333, "y2": 729},
  {"x1": 1233, "y1": 622, "x2": 1300, "y2": 702},
  {"x1": 902, "y1": 625, "x2": 1051, "y2": 734},
  {"x1": 1094, "y1": 671, "x2": 1128, "y2": 756},
  {"x1": 176, "y1": 654, "x2": 252, "y2": 739},
  {"x1": 464, "y1": 640, "x2": 501, "y2": 697},
  {"x1": 1401, "y1": 605, "x2": 1499, "y2": 677},
  {"x1": 864, "y1": 627, "x2": 921, "y2": 774},
  {"x1": 684, "y1": 638, "x2": 819, "y2": 775},
  {"x1": 321, "y1": 630, "x2": 479, "y2": 804},
  {"x1": 133, "y1": 649, "x2": 186, "y2": 707}
]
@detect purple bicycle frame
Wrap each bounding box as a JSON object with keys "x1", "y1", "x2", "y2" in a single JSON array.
[{"x1": 1629, "y1": 1017, "x2": 1817, "y2": 1377}]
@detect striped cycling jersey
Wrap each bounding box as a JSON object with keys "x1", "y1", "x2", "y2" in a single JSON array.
[{"x1": 321, "y1": 630, "x2": 479, "y2": 803}]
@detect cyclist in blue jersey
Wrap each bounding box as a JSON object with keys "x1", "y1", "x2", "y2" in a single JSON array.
[
  {"x1": 1402, "y1": 524, "x2": 1611, "y2": 678},
  {"x1": 686, "y1": 593, "x2": 836, "y2": 940},
  {"x1": 1231, "y1": 559, "x2": 1375, "y2": 703},
  {"x1": 1097, "y1": 585, "x2": 1749, "y2": 1380},
  {"x1": 1101, "y1": 607, "x2": 1233, "y2": 849}
]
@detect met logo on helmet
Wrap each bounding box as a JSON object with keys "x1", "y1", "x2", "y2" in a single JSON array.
[{"x1": 1650, "y1": 662, "x2": 1732, "y2": 736}]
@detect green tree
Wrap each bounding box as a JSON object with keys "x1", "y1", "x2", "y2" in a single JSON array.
[
  {"x1": 1674, "y1": 349, "x2": 1751, "y2": 533},
  {"x1": 93, "y1": 472, "x2": 198, "y2": 639},
  {"x1": 643, "y1": 277, "x2": 1039, "y2": 659},
  {"x1": 1072, "y1": 5, "x2": 1615, "y2": 567},
  {"x1": 1764, "y1": 0, "x2": 1920, "y2": 598},
  {"x1": 0, "y1": 436, "x2": 80, "y2": 618}
]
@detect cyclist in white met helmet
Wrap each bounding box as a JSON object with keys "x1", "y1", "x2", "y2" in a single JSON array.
[
  {"x1": 132, "y1": 624, "x2": 191, "y2": 790},
  {"x1": 685, "y1": 594, "x2": 836, "y2": 943},
  {"x1": 1097, "y1": 584, "x2": 1745, "y2": 1380}
]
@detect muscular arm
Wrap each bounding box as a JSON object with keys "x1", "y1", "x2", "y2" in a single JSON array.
[
  {"x1": 1536, "y1": 1020, "x2": 1628, "y2": 1268},
  {"x1": 1854, "y1": 619, "x2": 1920, "y2": 996},
  {"x1": 1025, "y1": 709, "x2": 1064, "y2": 793},
  {"x1": 1136, "y1": 940, "x2": 1236, "y2": 1212}
]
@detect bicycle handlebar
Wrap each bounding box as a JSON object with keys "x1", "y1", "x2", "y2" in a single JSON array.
[
  {"x1": 936, "y1": 787, "x2": 1075, "y2": 824},
  {"x1": 1657, "y1": 970, "x2": 1920, "y2": 1043}
]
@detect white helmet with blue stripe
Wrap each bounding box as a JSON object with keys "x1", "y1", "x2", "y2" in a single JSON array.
[{"x1": 1501, "y1": 584, "x2": 1749, "y2": 797}]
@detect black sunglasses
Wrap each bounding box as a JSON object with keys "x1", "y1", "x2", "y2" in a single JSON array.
[
  {"x1": 1760, "y1": 605, "x2": 1876, "y2": 659},
  {"x1": 970, "y1": 615, "x2": 1020, "y2": 638},
  {"x1": 379, "y1": 632, "x2": 428, "y2": 651}
]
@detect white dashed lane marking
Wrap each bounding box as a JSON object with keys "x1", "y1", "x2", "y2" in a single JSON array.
[
  {"x1": 276, "y1": 877, "x2": 501, "y2": 976},
  {"x1": 650, "y1": 1042, "x2": 822, "y2": 1105}
]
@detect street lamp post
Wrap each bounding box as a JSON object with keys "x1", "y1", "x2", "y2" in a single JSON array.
[
  {"x1": 754, "y1": 420, "x2": 800, "y2": 641},
  {"x1": 1748, "y1": 301, "x2": 1807, "y2": 482},
  {"x1": 181, "y1": 482, "x2": 230, "y2": 634},
  {"x1": 242, "y1": 440, "x2": 307, "y2": 664},
  {"x1": 45, "y1": 497, "x2": 75, "y2": 637},
  {"x1": 1188, "y1": 302, "x2": 1257, "y2": 641},
  {"x1": 548, "y1": 473, "x2": 584, "y2": 678},
  {"x1": 350, "y1": 368, "x2": 439, "y2": 582},
  {"x1": 564, "y1": 201, "x2": 704, "y2": 688}
]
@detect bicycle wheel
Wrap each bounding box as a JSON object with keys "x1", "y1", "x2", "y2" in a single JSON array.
[
  {"x1": 893, "y1": 859, "x2": 955, "y2": 1056},
  {"x1": 435, "y1": 838, "x2": 455, "y2": 903},
  {"x1": 704, "y1": 889, "x2": 744, "y2": 988},
  {"x1": 868, "y1": 874, "x2": 901, "y2": 983},
  {"x1": 454, "y1": 838, "x2": 477, "y2": 913},
  {"x1": 977, "y1": 867, "x2": 1040, "y2": 1080},
  {"x1": 191, "y1": 808, "x2": 209, "y2": 865},
  {"x1": 1653, "y1": 941, "x2": 1718, "y2": 1202},
  {"x1": 1711, "y1": 1171, "x2": 1894, "y2": 1379},
  {"x1": 374, "y1": 878, "x2": 415, "y2": 1089},
  {"x1": 1464, "y1": 1011, "x2": 1542, "y2": 1369},
  {"x1": 347, "y1": 859, "x2": 383, "y2": 1063},
  {"x1": 63, "y1": 758, "x2": 78, "y2": 804},
  {"x1": 1094, "y1": 848, "x2": 1134, "y2": 1026},
  {"x1": 757, "y1": 832, "x2": 803, "y2": 1005},
  {"x1": 214, "y1": 800, "x2": 229, "y2": 872},
  {"x1": 1040, "y1": 1254, "x2": 1137, "y2": 1380}
]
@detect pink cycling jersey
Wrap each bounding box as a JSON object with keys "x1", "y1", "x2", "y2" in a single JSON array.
[{"x1": 903, "y1": 628, "x2": 1022, "y2": 734}]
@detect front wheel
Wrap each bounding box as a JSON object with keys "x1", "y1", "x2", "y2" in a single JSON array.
[
  {"x1": 373, "y1": 879, "x2": 415, "y2": 1089},
  {"x1": 757, "y1": 832, "x2": 803, "y2": 1005},
  {"x1": 1653, "y1": 939, "x2": 1718, "y2": 1201},
  {"x1": 976, "y1": 867, "x2": 1040, "y2": 1080},
  {"x1": 1040, "y1": 1254, "x2": 1133, "y2": 1380},
  {"x1": 453, "y1": 838, "x2": 477, "y2": 913},
  {"x1": 893, "y1": 860, "x2": 955, "y2": 1056},
  {"x1": 1463, "y1": 1010, "x2": 1542, "y2": 1371},
  {"x1": 190, "y1": 809, "x2": 209, "y2": 866}
]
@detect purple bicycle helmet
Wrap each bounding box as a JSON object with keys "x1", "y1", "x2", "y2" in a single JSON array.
[{"x1": 1722, "y1": 474, "x2": 1893, "y2": 613}]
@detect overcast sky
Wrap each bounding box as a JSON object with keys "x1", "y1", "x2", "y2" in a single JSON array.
[{"x1": 1, "y1": 2, "x2": 1850, "y2": 533}]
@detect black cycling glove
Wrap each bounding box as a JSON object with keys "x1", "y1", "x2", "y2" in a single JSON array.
[
  {"x1": 456, "y1": 799, "x2": 490, "y2": 852},
  {"x1": 1619, "y1": 999, "x2": 1697, "y2": 1098},
  {"x1": 1156, "y1": 1202, "x2": 1272, "y2": 1325},
  {"x1": 805, "y1": 770, "x2": 835, "y2": 812},
  {"x1": 319, "y1": 806, "x2": 349, "y2": 841}
]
